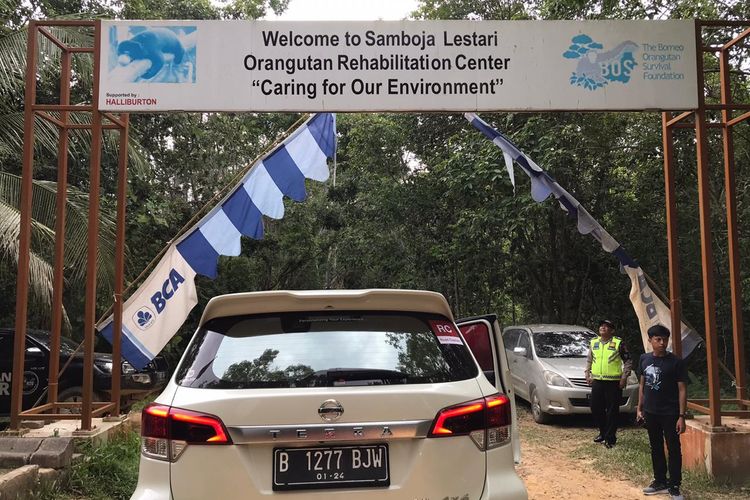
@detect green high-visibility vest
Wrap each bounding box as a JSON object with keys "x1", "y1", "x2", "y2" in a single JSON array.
[{"x1": 590, "y1": 336, "x2": 623, "y2": 381}]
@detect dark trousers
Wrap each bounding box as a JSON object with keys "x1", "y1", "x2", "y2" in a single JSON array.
[
  {"x1": 645, "y1": 412, "x2": 682, "y2": 487},
  {"x1": 590, "y1": 379, "x2": 620, "y2": 444}
]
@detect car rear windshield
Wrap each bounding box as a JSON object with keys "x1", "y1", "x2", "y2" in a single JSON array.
[
  {"x1": 175, "y1": 311, "x2": 479, "y2": 389},
  {"x1": 532, "y1": 330, "x2": 595, "y2": 358}
]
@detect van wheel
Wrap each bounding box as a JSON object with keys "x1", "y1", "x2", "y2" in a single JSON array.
[
  {"x1": 530, "y1": 389, "x2": 552, "y2": 424},
  {"x1": 57, "y1": 387, "x2": 101, "y2": 414}
]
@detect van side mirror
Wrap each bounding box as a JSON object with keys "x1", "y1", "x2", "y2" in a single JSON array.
[
  {"x1": 513, "y1": 346, "x2": 528, "y2": 357},
  {"x1": 25, "y1": 346, "x2": 44, "y2": 357}
]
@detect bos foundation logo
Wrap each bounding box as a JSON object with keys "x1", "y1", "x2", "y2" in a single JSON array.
[{"x1": 563, "y1": 34, "x2": 638, "y2": 91}]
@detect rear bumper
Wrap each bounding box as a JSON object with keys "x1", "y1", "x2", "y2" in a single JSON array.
[
  {"x1": 130, "y1": 456, "x2": 172, "y2": 500},
  {"x1": 483, "y1": 458, "x2": 528, "y2": 499},
  {"x1": 537, "y1": 384, "x2": 639, "y2": 414},
  {"x1": 130, "y1": 463, "x2": 528, "y2": 500},
  {"x1": 152, "y1": 437, "x2": 501, "y2": 499}
]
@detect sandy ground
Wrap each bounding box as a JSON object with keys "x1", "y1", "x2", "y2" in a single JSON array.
[
  {"x1": 517, "y1": 437, "x2": 645, "y2": 499},
  {"x1": 515, "y1": 406, "x2": 645, "y2": 500}
]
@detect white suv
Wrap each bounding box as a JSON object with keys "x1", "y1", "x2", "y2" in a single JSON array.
[{"x1": 131, "y1": 290, "x2": 527, "y2": 499}]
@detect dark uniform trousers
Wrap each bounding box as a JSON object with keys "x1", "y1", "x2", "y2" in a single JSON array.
[{"x1": 590, "y1": 379, "x2": 621, "y2": 444}]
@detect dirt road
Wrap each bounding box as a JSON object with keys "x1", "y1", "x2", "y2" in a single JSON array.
[
  {"x1": 515, "y1": 406, "x2": 645, "y2": 500},
  {"x1": 513, "y1": 402, "x2": 750, "y2": 500},
  {"x1": 517, "y1": 434, "x2": 645, "y2": 499}
]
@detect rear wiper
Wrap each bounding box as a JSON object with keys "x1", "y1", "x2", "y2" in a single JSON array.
[
  {"x1": 310, "y1": 368, "x2": 408, "y2": 385},
  {"x1": 327, "y1": 368, "x2": 407, "y2": 379}
]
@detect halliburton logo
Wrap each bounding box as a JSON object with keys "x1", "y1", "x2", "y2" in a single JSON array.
[{"x1": 105, "y1": 97, "x2": 158, "y2": 106}]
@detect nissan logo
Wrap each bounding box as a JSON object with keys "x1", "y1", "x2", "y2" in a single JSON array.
[{"x1": 318, "y1": 399, "x2": 344, "y2": 422}]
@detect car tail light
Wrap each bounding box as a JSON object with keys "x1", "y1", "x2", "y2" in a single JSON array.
[
  {"x1": 428, "y1": 393, "x2": 511, "y2": 450},
  {"x1": 141, "y1": 404, "x2": 232, "y2": 462}
]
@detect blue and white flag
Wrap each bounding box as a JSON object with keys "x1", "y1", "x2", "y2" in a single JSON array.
[
  {"x1": 465, "y1": 112, "x2": 702, "y2": 358},
  {"x1": 98, "y1": 113, "x2": 336, "y2": 368},
  {"x1": 626, "y1": 266, "x2": 702, "y2": 358}
]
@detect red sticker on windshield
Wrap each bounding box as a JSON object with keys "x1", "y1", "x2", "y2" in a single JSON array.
[{"x1": 429, "y1": 320, "x2": 463, "y2": 345}]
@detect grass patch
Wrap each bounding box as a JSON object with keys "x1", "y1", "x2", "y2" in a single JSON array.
[
  {"x1": 129, "y1": 392, "x2": 157, "y2": 413},
  {"x1": 570, "y1": 425, "x2": 749, "y2": 499},
  {"x1": 516, "y1": 403, "x2": 750, "y2": 499},
  {"x1": 38, "y1": 428, "x2": 141, "y2": 500},
  {"x1": 571, "y1": 427, "x2": 655, "y2": 486}
]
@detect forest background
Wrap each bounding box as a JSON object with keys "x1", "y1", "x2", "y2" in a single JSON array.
[{"x1": 1, "y1": 0, "x2": 749, "y2": 392}]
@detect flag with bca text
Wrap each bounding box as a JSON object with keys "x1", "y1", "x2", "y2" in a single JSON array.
[
  {"x1": 626, "y1": 266, "x2": 701, "y2": 356},
  {"x1": 97, "y1": 113, "x2": 336, "y2": 368}
]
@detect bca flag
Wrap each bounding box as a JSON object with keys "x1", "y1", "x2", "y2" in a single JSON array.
[
  {"x1": 626, "y1": 266, "x2": 702, "y2": 357},
  {"x1": 98, "y1": 113, "x2": 336, "y2": 368}
]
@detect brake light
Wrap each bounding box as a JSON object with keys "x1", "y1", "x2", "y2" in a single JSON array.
[
  {"x1": 428, "y1": 394, "x2": 511, "y2": 450},
  {"x1": 141, "y1": 404, "x2": 232, "y2": 462}
]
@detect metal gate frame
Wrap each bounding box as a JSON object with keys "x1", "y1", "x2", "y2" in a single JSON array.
[
  {"x1": 663, "y1": 20, "x2": 750, "y2": 427},
  {"x1": 10, "y1": 20, "x2": 127, "y2": 430},
  {"x1": 9, "y1": 19, "x2": 750, "y2": 430}
]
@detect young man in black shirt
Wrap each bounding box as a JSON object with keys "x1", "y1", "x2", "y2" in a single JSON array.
[{"x1": 637, "y1": 324, "x2": 688, "y2": 500}]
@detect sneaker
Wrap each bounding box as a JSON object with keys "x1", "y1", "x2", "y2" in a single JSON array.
[
  {"x1": 604, "y1": 441, "x2": 616, "y2": 448},
  {"x1": 593, "y1": 435, "x2": 605, "y2": 443},
  {"x1": 668, "y1": 486, "x2": 684, "y2": 500},
  {"x1": 642, "y1": 481, "x2": 668, "y2": 495}
]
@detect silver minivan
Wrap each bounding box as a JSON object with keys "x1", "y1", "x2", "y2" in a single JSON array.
[{"x1": 502, "y1": 324, "x2": 639, "y2": 424}]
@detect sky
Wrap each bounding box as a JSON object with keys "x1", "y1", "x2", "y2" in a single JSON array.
[{"x1": 263, "y1": 0, "x2": 420, "y2": 21}]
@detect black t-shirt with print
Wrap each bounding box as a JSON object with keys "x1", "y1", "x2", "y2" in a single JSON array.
[{"x1": 639, "y1": 352, "x2": 688, "y2": 415}]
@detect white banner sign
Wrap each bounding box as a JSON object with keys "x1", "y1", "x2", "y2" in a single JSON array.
[{"x1": 99, "y1": 20, "x2": 698, "y2": 112}]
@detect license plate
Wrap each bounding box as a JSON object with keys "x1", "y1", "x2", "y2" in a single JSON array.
[{"x1": 273, "y1": 444, "x2": 389, "y2": 491}]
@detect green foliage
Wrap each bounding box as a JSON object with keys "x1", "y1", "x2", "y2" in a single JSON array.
[
  {"x1": 0, "y1": 0, "x2": 748, "y2": 386},
  {"x1": 0, "y1": 172, "x2": 119, "y2": 330},
  {"x1": 223, "y1": 349, "x2": 315, "y2": 385},
  {"x1": 39, "y1": 429, "x2": 142, "y2": 500},
  {"x1": 412, "y1": 0, "x2": 530, "y2": 20},
  {"x1": 68, "y1": 430, "x2": 141, "y2": 499},
  {"x1": 0, "y1": 3, "x2": 153, "y2": 331},
  {"x1": 120, "y1": 0, "x2": 288, "y2": 22}
]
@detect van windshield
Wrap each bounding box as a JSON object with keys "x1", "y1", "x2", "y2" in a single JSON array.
[
  {"x1": 532, "y1": 330, "x2": 595, "y2": 358},
  {"x1": 175, "y1": 311, "x2": 479, "y2": 388}
]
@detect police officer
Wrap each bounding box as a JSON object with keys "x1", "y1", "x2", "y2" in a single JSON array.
[{"x1": 585, "y1": 319, "x2": 632, "y2": 448}]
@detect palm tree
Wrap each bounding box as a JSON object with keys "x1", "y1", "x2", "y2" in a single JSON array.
[
  {"x1": 0, "y1": 172, "x2": 117, "y2": 329},
  {"x1": 0, "y1": 11, "x2": 148, "y2": 330}
]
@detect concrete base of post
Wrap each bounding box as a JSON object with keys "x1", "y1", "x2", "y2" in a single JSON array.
[
  {"x1": 682, "y1": 415, "x2": 750, "y2": 482},
  {"x1": 102, "y1": 414, "x2": 127, "y2": 423},
  {"x1": 71, "y1": 426, "x2": 98, "y2": 437}
]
